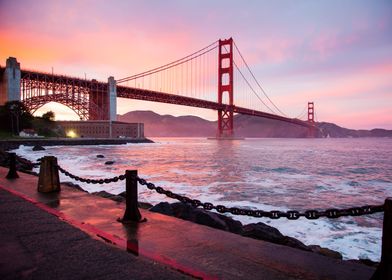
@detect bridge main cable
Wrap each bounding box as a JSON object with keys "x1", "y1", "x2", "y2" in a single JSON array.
[
  {"x1": 233, "y1": 41, "x2": 288, "y2": 117},
  {"x1": 117, "y1": 40, "x2": 219, "y2": 83}
]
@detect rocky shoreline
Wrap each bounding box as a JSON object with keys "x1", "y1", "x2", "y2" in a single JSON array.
[
  {"x1": 0, "y1": 154, "x2": 378, "y2": 268},
  {"x1": 89, "y1": 189, "x2": 378, "y2": 267},
  {"x1": 0, "y1": 137, "x2": 154, "y2": 151}
]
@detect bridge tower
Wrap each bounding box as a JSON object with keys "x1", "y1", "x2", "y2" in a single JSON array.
[
  {"x1": 217, "y1": 38, "x2": 234, "y2": 138},
  {"x1": 88, "y1": 77, "x2": 117, "y2": 121},
  {"x1": 307, "y1": 101, "x2": 315, "y2": 137},
  {"x1": 0, "y1": 57, "x2": 21, "y2": 105}
]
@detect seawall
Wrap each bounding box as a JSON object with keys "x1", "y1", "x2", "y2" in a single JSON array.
[{"x1": 0, "y1": 137, "x2": 154, "y2": 151}]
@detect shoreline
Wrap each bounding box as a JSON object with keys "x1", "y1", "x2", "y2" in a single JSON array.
[
  {"x1": 0, "y1": 160, "x2": 380, "y2": 267},
  {"x1": 0, "y1": 137, "x2": 154, "y2": 151}
]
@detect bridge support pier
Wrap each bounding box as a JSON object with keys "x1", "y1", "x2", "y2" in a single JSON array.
[
  {"x1": 88, "y1": 76, "x2": 117, "y2": 121},
  {"x1": 0, "y1": 57, "x2": 21, "y2": 105},
  {"x1": 108, "y1": 76, "x2": 117, "y2": 121}
]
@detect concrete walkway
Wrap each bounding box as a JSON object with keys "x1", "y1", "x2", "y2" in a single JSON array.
[
  {"x1": 0, "y1": 167, "x2": 376, "y2": 279},
  {"x1": 0, "y1": 189, "x2": 190, "y2": 280}
]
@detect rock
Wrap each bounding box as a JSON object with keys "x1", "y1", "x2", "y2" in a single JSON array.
[
  {"x1": 282, "y1": 236, "x2": 311, "y2": 252},
  {"x1": 193, "y1": 210, "x2": 228, "y2": 231},
  {"x1": 213, "y1": 212, "x2": 243, "y2": 234},
  {"x1": 111, "y1": 196, "x2": 125, "y2": 203},
  {"x1": 241, "y1": 222, "x2": 310, "y2": 252},
  {"x1": 171, "y1": 202, "x2": 197, "y2": 219},
  {"x1": 150, "y1": 202, "x2": 175, "y2": 216},
  {"x1": 93, "y1": 190, "x2": 114, "y2": 199},
  {"x1": 96, "y1": 155, "x2": 105, "y2": 158},
  {"x1": 347, "y1": 258, "x2": 379, "y2": 268},
  {"x1": 242, "y1": 222, "x2": 284, "y2": 243},
  {"x1": 139, "y1": 202, "x2": 154, "y2": 209},
  {"x1": 308, "y1": 245, "x2": 342, "y2": 259},
  {"x1": 92, "y1": 190, "x2": 124, "y2": 203},
  {"x1": 62, "y1": 181, "x2": 87, "y2": 192},
  {"x1": 104, "y1": 161, "x2": 115, "y2": 165},
  {"x1": 32, "y1": 145, "x2": 45, "y2": 151},
  {"x1": 150, "y1": 202, "x2": 242, "y2": 234}
]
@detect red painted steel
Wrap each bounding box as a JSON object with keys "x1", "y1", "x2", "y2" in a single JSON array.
[
  {"x1": 20, "y1": 70, "x2": 108, "y2": 120},
  {"x1": 217, "y1": 38, "x2": 234, "y2": 138},
  {"x1": 17, "y1": 68, "x2": 315, "y2": 129},
  {"x1": 3, "y1": 40, "x2": 318, "y2": 132}
]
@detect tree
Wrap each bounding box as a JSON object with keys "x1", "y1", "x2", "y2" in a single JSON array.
[
  {"x1": 42, "y1": 111, "x2": 55, "y2": 121},
  {"x1": 0, "y1": 101, "x2": 33, "y2": 134}
]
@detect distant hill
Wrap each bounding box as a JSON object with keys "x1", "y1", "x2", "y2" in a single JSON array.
[
  {"x1": 118, "y1": 111, "x2": 215, "y2": 137},
  {"x1": 118, "y1": 110, "x2": 392, "y2": 138}
]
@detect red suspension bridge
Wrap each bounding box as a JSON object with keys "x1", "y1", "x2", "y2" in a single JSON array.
[{"x1": 0, "y1": 37, "x2": 317, "y2": 138}]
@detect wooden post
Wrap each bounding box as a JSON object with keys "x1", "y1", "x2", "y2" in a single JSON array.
[
  {"x1": 6, "y1": 153, "x2": 19, "y2": 179},
  {"x1": 118, "y1": 170, "x2": 144, "y2": 223},
  {"x1": 371, "y1": 198, "x2": 392, "y2": 280},
  {"x1": 37, "y1": 156, "x2": 60, "y2": 193}
]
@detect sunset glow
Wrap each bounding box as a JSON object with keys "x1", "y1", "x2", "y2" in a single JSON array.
[{"x1": 1, "y1": 0, "x2": 391, "y2": 129}]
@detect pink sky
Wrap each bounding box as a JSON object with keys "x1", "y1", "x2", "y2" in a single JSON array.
[{"x1": 1, "y1": 0, "x2": 391, "y2": 129}]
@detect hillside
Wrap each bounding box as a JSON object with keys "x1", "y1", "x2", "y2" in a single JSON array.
[{"x1": 118, "y1": 110, "x2": 392, "y2": 138}]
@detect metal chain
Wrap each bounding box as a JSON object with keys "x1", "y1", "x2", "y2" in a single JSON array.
[
  {"x1": 45, "y1": 162, "x2": 386, "y2": 219},
  {"x1": 136, "y1": 176, "x2": 385, "y2": 220},
  {"x1": 57, "y1": 165, "x2": 126, "y2": 184}
]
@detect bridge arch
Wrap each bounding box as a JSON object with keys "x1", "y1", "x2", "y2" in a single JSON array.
[
  {"x1": 23, "y1": 93, "x2": 103, "y2": 120},
  {"x1": 18, "y1": 69, "x2": 109, "y2": 121}
]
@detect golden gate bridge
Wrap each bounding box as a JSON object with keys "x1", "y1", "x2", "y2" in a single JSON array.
[{"x1": 0, "y1": 37, "x2": 317, "y2": 138}]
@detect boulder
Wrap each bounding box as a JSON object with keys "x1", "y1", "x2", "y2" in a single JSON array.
[
  {"x1": 150, "y1": 202, "x2": 242, "y2": 234},
  {"x1": 150, "y1": 202, "x2": 175, "y2": 216},
  {"x1": 32, "y1": 145, "x2": 45, "y2": 151},
  {"x1": 139, "y1": 202, "x2": 154, "y2": 209},
  {"x1": 104, "y1": 161, "x2": 115, "y2": 165},
  {"x1": 193, "y1": 210, "x2": 228, "y2": 231},
  {"x1": 308, "y1": 245, "x2": 343, "y2": 259},
  {"x1": 62, "y1": 181, "x2": 87, "y2": 192},
  {"x1": 117, "y1": 192, "x2": 153, "y2": 209},
  {"x1": 241, "y1": 222, "x2": 310, "y2": 251},
  {"x1": 215, "y1": 213, "x2": 243, "y2": 234},
  {"x1": 92, "y1": 190, "x2": 124, "y2": 202},
  {"x1": 242, "y1": 222, "x2": 285, "y2": 243},
  {"x1": 347, "y1": 258, "x2": 379, "y2": 268},
  {"x1": 96, "y1": 155, "x2": 105, "y2": 158}
]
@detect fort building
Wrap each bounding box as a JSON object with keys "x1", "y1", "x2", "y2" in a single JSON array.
[{"x1": 58, "y1": 121, "x2": 144, "y2": 139}]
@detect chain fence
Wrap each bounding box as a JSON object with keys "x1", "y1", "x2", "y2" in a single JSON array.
[
  {"x1": 55, "y1": 164, "x2": 385, "y2": 220},
  {"x1": 57, "y1": 165, "x2": 126, "y2": 184}
]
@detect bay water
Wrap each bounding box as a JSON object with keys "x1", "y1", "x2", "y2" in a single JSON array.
[{"x1": 14, "y1": 137, "x2": 392, "y2": 261}]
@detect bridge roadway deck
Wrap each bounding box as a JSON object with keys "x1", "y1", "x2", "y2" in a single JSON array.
[{"x1": 0, "y1": 167, "x2": 375, "y2": 279}]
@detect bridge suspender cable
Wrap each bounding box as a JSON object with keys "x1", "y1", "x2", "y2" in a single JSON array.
[
  {"x1": 117, "y1": 40, "x2": 219, "y2": 83},
  {"x1": 233, "y1": 41, "x2": 288, "y2": 117}
]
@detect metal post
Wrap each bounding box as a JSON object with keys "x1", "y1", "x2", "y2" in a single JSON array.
[
  {"x1": 37, "y1": 156, "x2": 60, "y2": 193},
  {"x1": 371, "y1": 198, "x2": 392, "y2": 280},
  {"x1": 6, "y1": 153, "x2": 19, "y2": 179},
  {"x1": 118, "y1": 170, "x2": 144, "y2": 223}
]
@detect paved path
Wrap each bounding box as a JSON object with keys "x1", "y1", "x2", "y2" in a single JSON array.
[{"x1": 0, "y1": 189, "x2": 189, "y2": 280}]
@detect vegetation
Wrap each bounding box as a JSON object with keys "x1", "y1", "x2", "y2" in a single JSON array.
[
  {"x1": 42, "y1": 111, "x2": 55, "y2": 121},
  {"x1": 0, "y1": 101, "x2": 34, "y2": 137},
  {"x1": 0, "y1": 102, "x2": 64, "y2": 138}
]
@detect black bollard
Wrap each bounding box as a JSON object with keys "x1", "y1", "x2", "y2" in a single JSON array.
[
  {"x1": 6, "y1": 153, "x2": 19, "y2": 179},
  {"x1": 118, "y1": 170, "x2": 145, "y2": 223},
  {"x1": 37, "y1": 156, "x2": 60, "y2": 193},
  {"x1": 371, "y1": 198, "x2": 392, "y2": 280}
]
